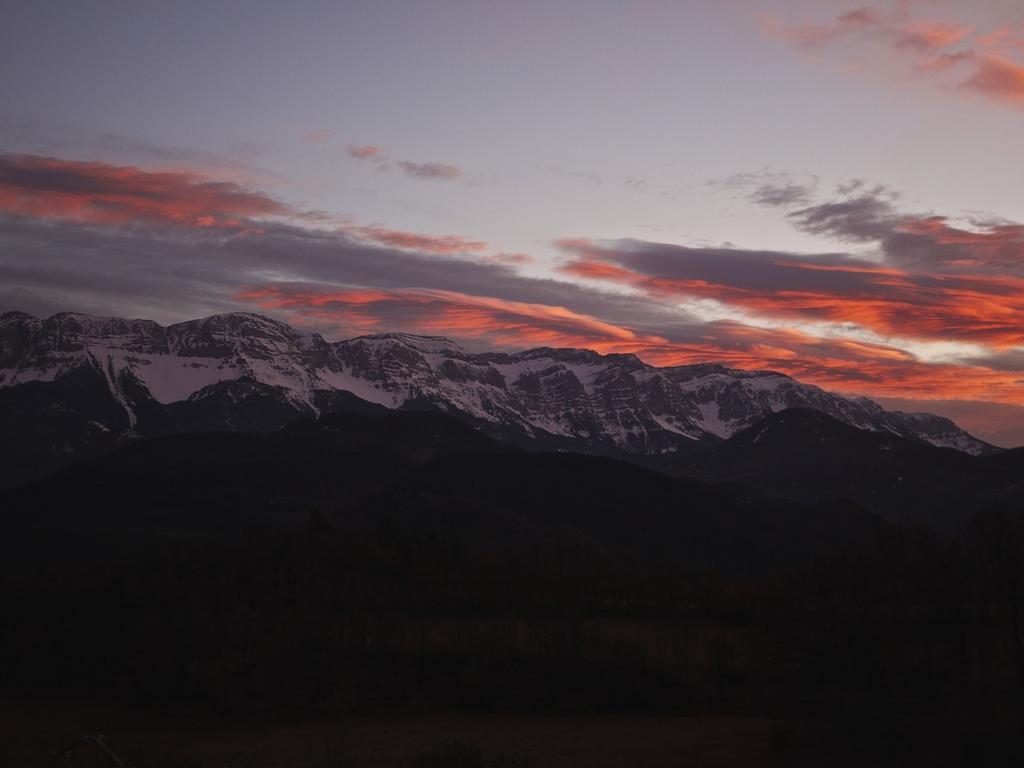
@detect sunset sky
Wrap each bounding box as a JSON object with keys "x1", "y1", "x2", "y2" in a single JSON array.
[{"x1": 2, "y1": 0, "x2": 1024, "y2": 445}]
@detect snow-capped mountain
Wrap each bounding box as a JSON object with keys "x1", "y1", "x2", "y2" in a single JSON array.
[
  {"x1": 0, "y1": 310, "x2": 339, "y2": 409},
  {"x1": 0, "y1": 310, "x2": 994, "y2": 465},
  {"x1": 328, "y1": 333, "x2": 992, "y2": 455}
]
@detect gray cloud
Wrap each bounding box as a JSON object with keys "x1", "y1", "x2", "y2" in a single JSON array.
[
  {"x1": 0, "y1": 214, "x2": 698, "y2": 345},
  {"x1": 962, "y1": 349, "x2": 1024, "y2": 373},
  {"x1": 396, "y1": 160, "x2": 461, "y2": 181},
  {"x1": 592, "y1": 240, "x2": 863, "y2": 293},
  {"x1": 789, "y1": 195, "x2": 900, "y2": 243},
  {"x1": 790, "y1": 190, "x2": 1024, "y2": 272},
  {"x1": 750, "y1": 181, "x2": 814, "y2": 207},
  {"x1": 710, "y1": 171, "x2": 818, "y2": 209}
]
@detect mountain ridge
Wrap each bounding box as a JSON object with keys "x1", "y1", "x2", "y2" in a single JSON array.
[{"x1": 0, "y1": 309, "x2": 995, "y2": 485}]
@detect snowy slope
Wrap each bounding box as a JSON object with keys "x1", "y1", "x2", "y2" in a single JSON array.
[{"x1": 0, "y1": 310, "x2": 995, "y2": 455}]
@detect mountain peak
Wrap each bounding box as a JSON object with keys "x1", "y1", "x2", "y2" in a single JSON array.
[
  {"x1": 0, "y1": 310, "x2": 38, "y2": 324},
  {"x1": 169, "y1": 311, "x2": 298, "y2": 335},
  {"x1": 344, "y1": 332, "x2": 470, "y2": 355}
]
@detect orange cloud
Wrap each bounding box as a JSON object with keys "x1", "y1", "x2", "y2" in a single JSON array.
[
  {"x1": 235, "y1": 283, "x2": 1024, "y2": 406},
  {"x1": 564, "y1": 257, "x2": 643, "y2": 284},
  {"x1": 0, "y1": 153, "x2": 292, "y2": 228},
  {"x1": 976, "y1": 26, "x2": 1024, "y2": 53},
  {"x1": 638, "y1": 323, "x2": 1024, "y2": 405},
  {"x1": 896, "y1": 216, "x2": 1024, "y2": 265},
  {"x1": 559, "y1": 243, "x2": 1024, "y2": 349},
  {"x1": 237, "y1": 285, "x2": 658, "y2": 350}
]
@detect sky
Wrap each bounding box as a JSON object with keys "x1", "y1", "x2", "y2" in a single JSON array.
[{"x1": 1, "y1": 0, "x2": 1024, "y2": 446}]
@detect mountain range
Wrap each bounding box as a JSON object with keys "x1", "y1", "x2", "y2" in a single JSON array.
[{"x1": 0, "y1": 309, "x2": 994, "y2": 489}]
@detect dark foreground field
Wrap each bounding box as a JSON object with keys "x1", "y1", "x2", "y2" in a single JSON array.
[
  {"x1": 3, "y1": 417, "x2": 1024, "y2": 766},
  {"x1": 6, "y1": 696, "x2": 1024, "y2": 767},
  {"x1": 2, "y1": 701, "x2": 783, "y2": 767}
]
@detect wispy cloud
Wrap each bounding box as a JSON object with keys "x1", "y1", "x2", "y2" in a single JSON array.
[
  {"x1": 710, "y1": 171, "x2": 819, "y2": 208},
  {"x1": 345, "y1": 144, "x2": 384, "y2": 160},
  {"x1": 346, "y1": 143, "x2": 462, "y2": 181},
  {"x1": 396, "y1": 160, "x2": 461, "y2": 181},
  {"x1": 348, "y1": 225, "x2": 486, "y2": 254},
  {"x1": 237, "y1": 285, "x2": 651, "y2": 350},
  {"x1": 762, "y1": 2, "x2": 1024, "y2": 109}
]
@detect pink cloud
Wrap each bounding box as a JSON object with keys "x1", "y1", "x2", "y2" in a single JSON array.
[
  {"x1": 350, "y1": 225, "x2": 488, "y2": 254},
  {"x1": 346, "y1": 144, "x2": 384, "y2": 160},
  {"x1": 759, "y1": 6, "x2": 884, "y2": 50},
  {"x1": 0, "y1": 153, "x2": 292, "y2": 229},
  {"x1": 896, "y1": 21, "x2": 972, "y2": 51},
  {"x1": 961, "y1": 54, "x2": 1024, "y2": 105},
  {"x1": 763, "y1": 3, "x2": 1024, "y2": 109}
]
